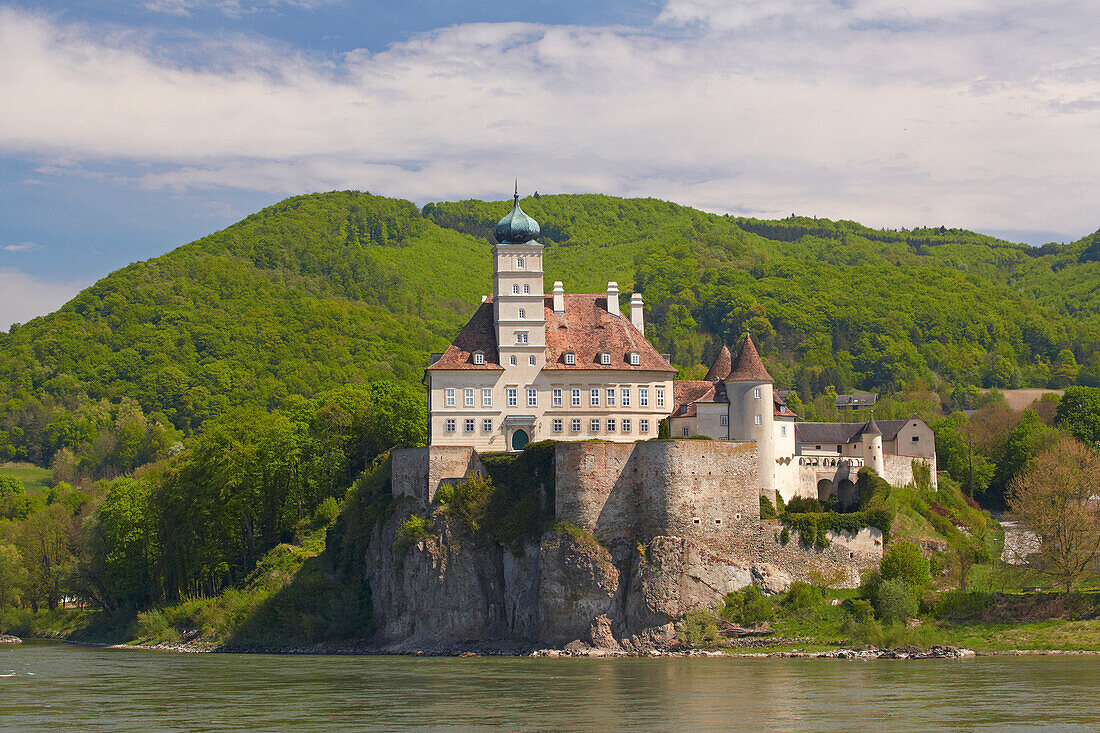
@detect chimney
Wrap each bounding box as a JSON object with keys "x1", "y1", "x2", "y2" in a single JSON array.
[
  {"x1": 481, "y1": 295, "x2": 488, "y2": 303},
  {"x1": 606, "y1": 282, "x2": 620, "y2": 318},
  {"x1": 629, "y1": 293, "x2": 644, "y2": 335},
  {"x1": 552, "y1": 281, "x2": 565, "y2": 313}
]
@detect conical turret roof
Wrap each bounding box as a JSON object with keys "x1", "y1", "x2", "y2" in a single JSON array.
[
  {"x1": 726, "y1": 333, "x2": 773, "y2": 382},
  {"x1": 861, "y1": 416, "x2": 882, "y2": 436},
  {"x1": 705, "y1": 345, "x2": 732, "y2": 381}
]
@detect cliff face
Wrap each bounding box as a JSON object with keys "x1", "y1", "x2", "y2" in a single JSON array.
[{"x1": 362, "y1": 502, "x2": 814, "y2": 651}]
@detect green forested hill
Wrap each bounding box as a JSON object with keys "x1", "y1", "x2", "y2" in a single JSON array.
[{"x1": 1, "y1": 190, "x2": 1099, "y2": 466}]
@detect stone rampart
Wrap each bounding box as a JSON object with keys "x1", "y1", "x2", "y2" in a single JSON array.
[
  {"x1": 391, "y1": 446, "x2": 485, "y2": 505},
  {"x1": 883, "y1": 454, "x2": 937, "y2": 490},
  {"x1": 555, "y1": 439, "x2": 759, "y2": 544}
]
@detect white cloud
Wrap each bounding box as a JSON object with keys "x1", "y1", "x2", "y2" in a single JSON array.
[
  {"x1": 2, "y1": 242, "x2": 41, "y2": 252},
  {"x1": 0, "y1": 3, "x2": 1098, "y2": 238},
  {"x1": 0, "y1": 269, "x2": 82, "y2": 330},
  {"x1": 143, "y1": 0, "x2": 336, "y2": 18}
]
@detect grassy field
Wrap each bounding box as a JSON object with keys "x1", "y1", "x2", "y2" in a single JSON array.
[{"x1": 0, "y1": 462, "x2": 51, "y2": 494}]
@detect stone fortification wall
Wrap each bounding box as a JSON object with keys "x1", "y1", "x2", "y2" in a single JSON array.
[
  {"x1": 555, "y1": 440, "x2": 759, "y2": 544},
  {"x1": 391, "y1": 446, "x2": 485, "y2": 505},
  {"x1": 883, "y1": 454, "x2": 937, "y2": 490}
]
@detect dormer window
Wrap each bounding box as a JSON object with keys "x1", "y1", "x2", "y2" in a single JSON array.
[
  {"x1": 600, "y1": 352, "x2": 611, "y2": 365},
  {"x1": 518, "y1": 308, "x2": 526, "y2": 319},
  {"x1": 565, "y1": 352, "x2": 575, "y2": 365},
  {"x1": 628, "y1": 352, "x2": 640, "y2": 366},
  {"x1": 517, "y1": 257, "x2": 525, "y2": 269},
  {"x1": 473, "y1": 351, "x2": 484, "y2": 365}
]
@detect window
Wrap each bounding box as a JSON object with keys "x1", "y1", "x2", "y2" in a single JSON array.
[
  {"x1": 565, "y1": 352, "x2": 575, "y2": 365},
  {"x1": 590, "y1": 419, "x2": 600, "y2": 433},
  {"x1": 515, "y1": 332, "x2": 528, "y2": 344},
  {"x1": 754, "y1": 414, "x2": 762, "y2": 425},
  {"x1": 754, "y1": 388, "x2": 761, "y2": 399},
  {"x1": 912, "y1": 435, "x2": 920, "y2": 442},
  {"x1": 445, "y1": 418, "x2": 456, "y2": 433},
  {"x1": 629, "y1": 352, "x2": 640, "y2": 366},
  {"x1": 517, "y1": 257, "x2": 524, "y2": 269},
  {"x1": 606, "y1": 388, "x2": 616, "y2": 406},
  {"x1": 837, "y1": 444, "x2": 842, "y2": 452},
  {"x1": 571, "y1": 388, "x2": 581, "y2": 407},
  {"x1": 640, "y1": 419, "x2": 650, "y2": 433},
  {"x1": 473, "y1": 352, "x2": 484, "y2": 365},
  {"x1": 509, "y1": 355, "x2": 517, "y2": 366},
  {"x1": 571, "y1": 418, "x2": 581, "y2": 432},
  {"x1": 720, "y1": 415, "x2": 728, "y2": 426},
  {"x1": 445, "y1": 388, "x2": 455, "y2": 407},
  {"x1": 464, "y1": 418, "x2": 475, "y2": 433},
  {"x1": 781, "y1": 425, "x2": 787, "y2": 437},
  {"x1": 464, "y1": 388, "x2": 474, "y2": 407},
  {"x1": 518, "y1": 308, "x2": 526, "y2": 319},
  {"x1": 590, "y1": 388, "x2": 600, "y2": 406},
  {"x1": 600, "y1": 352, "x2": 611, "y2": 365},
  {"x1": 621, "y1": 388, "x2": 630, "y2": 406},
  {"x1": 529, "y1": 356, "x2": 536, "y2": 366},
  {"x1": 482, "y1": 389, "x2": 493, "y2": 407},
  {"x1": 527, "y1": 388, "x2": 537, "y2": 407},
  {"x1": 607, "y1": 418, "x2": 616, "y2": 432},
  {"x1": 640, "y1": 388, "x2": 649, "y2": 406},
  {"x1": 656, "y1": 388, "x2": 665, "y2": 408},
  {"x1": 622, "y1": 418, "x2": 631, "y2": 433},
  {"x1": 523, "y1": 284, "x2": 530, "y2": 294},
  {"x1": 507, "y1": 388, "x2": 518, "y2": 407},
  {"x1": 552, "y1": 418, "x2": 563, "y2": 433},
  {"x1": 483, "y1": 418, "x2": 493, "y2": 432},
  {"x1": 512, "y1": 284, "x2": 520, "y2": 295},
  {"x1": 682, "y1": 426, "x2": 690, "y2": 437},
  {"x1": 553, "y1": 388, "x2": 562, "y2": 407}
]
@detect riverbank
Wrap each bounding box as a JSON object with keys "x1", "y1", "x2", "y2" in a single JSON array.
[{"x1": 0, "y1": 634, "x2": 21, "y2": 644}]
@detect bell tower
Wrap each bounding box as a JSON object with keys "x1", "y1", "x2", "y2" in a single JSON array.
[{"x1": 492, "y1": 183, "x2": 545, "y2": 370}]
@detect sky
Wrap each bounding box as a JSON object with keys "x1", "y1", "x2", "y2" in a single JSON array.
[{"x1": 1, "y1": 0, "x2": 1099, "y2": 329}]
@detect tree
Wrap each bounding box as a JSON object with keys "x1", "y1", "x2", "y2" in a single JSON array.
[
  {"x1": 0, "y1": 475, "x2": 31, "y2": 520},
  {"x1": 988, "y1": 409, "x2": 1057, "y2": 507},
  {"x1": 1008, "y1": 437, "x2": 1100, "y2": 592},
  {"x1": 18, "y1": 504, "x2": 74, "y2": 611},
  {"x1": 879, "y1": 541, "x2": 931, "y2": 589},
  {"x1": 1050, "y1": 349, "x2": 1080, "y2": 388},
  {"x1": 0, "y1": 543, "x2": 28, "y2": 608},
  {"x1": 1055, "y1": 386, "x2": 1100, "y2": 446}
]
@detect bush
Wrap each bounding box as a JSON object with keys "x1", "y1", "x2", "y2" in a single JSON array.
[
  {"x1": 858, "y1": 568, "x2": 882, "y2": 602},
  {"x1": 880, "y1": 541, "x2": 931, "y2": 588},
  {"x1": 131, "y1": 609, "x2": 181, "y2": 644},
  {"x1": 394, "y1": 514, "x2": 433, "y2": 550},
  {"x1": 720, "y1": 585, "x2": 775, "y2": 626},
  {"x1": 932, "y1": 589, "x2": 992, "y2": 620},
  {"x1": 779, "y1": 527, "x2": 790, "y2": 545},
  {"x1": 678, "y1": 608, "x2": 722, "y2": 648},
  {"x1": 846, "y1": 598, "x2": 875, "y2": 623},
  {"x1": 783, "y1": 581, "x2": 824, "y2": 613},
  {"x1": 875, "y1": 579, "x2": 919, "y2": 624},
  {"x1": 759, "y1": 494, "x2": 777, "y2": 520},
  {"x1": 785, "y1": 496, "x2": 822, "y2": 514},
  {"x1": 312, "y1": 496, "x2": 339, "y2": 528}
]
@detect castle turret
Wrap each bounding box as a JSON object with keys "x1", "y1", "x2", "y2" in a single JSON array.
[
  {"x1": 861, "y1": 416, "x2": 884, "y2": 478},
  {"x1": 491, "y1": 183, "x2": 545, "y2": 371},
  {"x1": 724, "y1": 334, "x2": 775, "y2": 496}
]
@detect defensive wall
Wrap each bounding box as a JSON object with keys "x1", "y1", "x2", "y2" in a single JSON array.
[
  {"x1": 391, "y1": 445, "x2": 486, "y2": 504},
  {"x1": 883, "y1": 454, "x2": 937, "y2": 490}
]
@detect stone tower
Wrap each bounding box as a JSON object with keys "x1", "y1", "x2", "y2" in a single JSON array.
[
  {"x1": 724, "y1": 334, "x2": 775, "y2": 496},
  {"x1": 861, "y1": 416, "x2": 885, "y2": 477}
]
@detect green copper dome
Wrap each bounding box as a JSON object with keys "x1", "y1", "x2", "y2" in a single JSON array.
[{"x1": 493, "y1": 184, "x2": 540, "y2": 244}]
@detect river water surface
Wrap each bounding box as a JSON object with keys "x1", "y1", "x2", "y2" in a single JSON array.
[{"x1": 2, "y1": 641, "x2": 1098, "y2": 731}]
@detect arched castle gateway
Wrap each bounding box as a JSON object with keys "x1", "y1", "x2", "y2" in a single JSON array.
[{"x1": 422, "y1": 188, "x2": 935, "y2": 504}]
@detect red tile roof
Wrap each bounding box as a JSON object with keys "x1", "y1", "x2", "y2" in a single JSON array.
[
  {"x1": 426, "y1": 294, "x2": 675, "y2": 373},
  {"x1": 672, "y1": 380, "x2": 717, "y2": 417},
  {"x1": 705, "y1": 345, "x2": 732, "y2": 381},
  {"x1": 727, "y1": 334, "x2": 773, "y2": 382},
  {"x1": 543, "y1": 295, "x2": 674, "y2": 372},
  {"x1": 774, "y1": 391, "x2": 798, "y2": 419},
  {"x1": 425, "y1": 299, "x2": 505, "y2": 371}
]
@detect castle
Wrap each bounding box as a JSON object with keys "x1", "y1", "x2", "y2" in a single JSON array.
[{"x1": 422, "y1": 189, "x2": 936, "y2": 508}]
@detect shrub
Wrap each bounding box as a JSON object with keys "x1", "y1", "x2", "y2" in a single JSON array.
[
  {"x1": 312, "y1": 496, "x2": 339, "y2": 528},
  {"x1": 785, "y1": 496, "x2": 822, "y2": 513},
  {"x1": 678, "y1": 608, "x2": 722, "y2": 648},
  {"x1": 846, "y1": 598, "x2": 875, "y2": 623},
  {"x1": 759, "y1": 494, "x2": 777, "y2": 520},
  {"x1": 858, "y1": 568, "x2": 882, "y2": 601},
  {"x1": 875, "y1": 579, "x2": 919, "y2": 624},
  {"x1": 720, "y1": 585, "x2": 775, "y2": 626},
  {"x1": 932, "y1": 590, "x2": 992, "y2": 620},
  {"x1": 131, "y1": 609, "x2": 181, "y2": 644},
  {"x1": 779, "y1": 527, "x2": 790, "y2": 545},
  {"x1": 783, "y1": 581, "x2": 824, "y2": 613},
  {"x1": 880, "y1": 541, "x2": 931, "y2": 589},
  {"x1": 394, "y1": 514, "x2": 433, "y2": 551}
]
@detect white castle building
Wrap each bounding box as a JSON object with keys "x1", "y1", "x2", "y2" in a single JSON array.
[{"x1": 425, "y1": 190, "x2": 936, "y2": 504}]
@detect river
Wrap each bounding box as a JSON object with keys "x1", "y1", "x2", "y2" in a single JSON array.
[{"x1": 2, "y1": 641, "x2": 1098, "y2": 731}]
